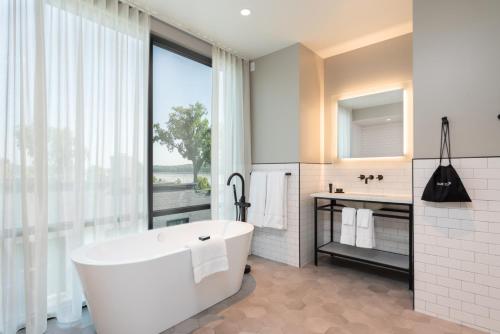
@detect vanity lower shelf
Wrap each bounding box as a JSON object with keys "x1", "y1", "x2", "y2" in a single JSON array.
[
  {"x1": 311, "y1": 194, "x2": 414, "y2": 290},
  {"x1": 317, "y1": 241, "x2": 409, "y2": 272}
]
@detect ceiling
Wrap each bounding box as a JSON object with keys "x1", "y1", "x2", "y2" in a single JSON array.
[{"x1": 136, "y1": 0, "x2": 412, "y2": 60}]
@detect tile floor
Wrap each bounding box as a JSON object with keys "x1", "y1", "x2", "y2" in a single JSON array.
[{"x1": 29, "y1": 255, "x2": 484, "y2": 334}]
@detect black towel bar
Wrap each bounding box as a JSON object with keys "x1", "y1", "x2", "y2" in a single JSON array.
[{"x1": 250, "y1": 171, "x2": 292, "y2": 176}]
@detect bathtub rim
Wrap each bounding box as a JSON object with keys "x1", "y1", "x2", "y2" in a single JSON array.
[{"x1": 71, "y1": 220, "x2": 253, "y2": 267}]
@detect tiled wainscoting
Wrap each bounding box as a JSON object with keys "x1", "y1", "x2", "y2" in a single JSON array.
[
  {"x1": 413, "y1": 157, "x2": 500, "y2": 334},
  {"x1": 251, "y1": 161, "x2": 412, "y2": 268},
  {"x1": 299, "y1": 161, "x2": 412, "y2": 266},
  {"x1": 250, "y1": 163, "x2": 300, "y2": 267},
  {"x1": 299, "y1": 164, "x2": 326, "y2": 266},
  {"x1": 325, "y1": 161, "x2": 412, "y2": 255},
  {"x1": 326, "y1": 160, "x2": 412, "y2": 196},
  {"x1": 320, "y1": 213, "x2": 411, "y2": 255}
]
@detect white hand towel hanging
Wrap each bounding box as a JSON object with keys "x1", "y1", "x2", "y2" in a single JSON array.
[
  {"x1": 248, "y1": 171, "x2": 267, "y2": 227},
  {"x1": 186, "y1": 235, "x2": 229, "y2": 284},
  {"x1": 356, "y1": 209, "x2": 376, "y2": 249},
  {"x1": 340, "y1": 207, "x2": 356, "y2": 246},
  {"x1": 263, "y1": 172, "x2": 287, "y2": 230}
]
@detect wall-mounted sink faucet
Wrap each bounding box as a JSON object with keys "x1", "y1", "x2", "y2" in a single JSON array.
[{"x1": 358, "y1": 174, "x2": 374, "y2": 184}]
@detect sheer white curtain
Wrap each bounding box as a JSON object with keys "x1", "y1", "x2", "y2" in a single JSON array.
[
  {"x1": 1, "y1": 0, "x2": 48, "y2": 333},
  {"x1": 0, "y1": 0, "x2": 149, "y2": 333},
  {"x1": 211, "y1": 47, "x2": 251, "y2": 220},
  {"x1": 44, "y1": 0, "x2": 149, "y2": 325}
]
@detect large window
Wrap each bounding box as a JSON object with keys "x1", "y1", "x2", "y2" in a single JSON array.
[{"x1": 149, "y1": 36, "x2": 212, "y2": 229}]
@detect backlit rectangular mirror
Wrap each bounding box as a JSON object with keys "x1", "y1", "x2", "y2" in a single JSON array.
[{"x1": 337, "y1": 88, "x2": 405, "y2": 159}]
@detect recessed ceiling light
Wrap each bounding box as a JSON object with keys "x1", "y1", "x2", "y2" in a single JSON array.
[
  {"x1": 240, "y1": 8, "x2": 251, "y2": 16},
  {"x1": 386, "y1": 118, "x2": 392, "y2": 121}
]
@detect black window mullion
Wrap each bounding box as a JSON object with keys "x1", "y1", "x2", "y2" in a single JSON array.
[{"x1": 147, "y1": 34, "x2": 212, "y2": 230}]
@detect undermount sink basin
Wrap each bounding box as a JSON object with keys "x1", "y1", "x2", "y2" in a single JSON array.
[{"x1": 310, "y1": 191, "x2": 412, "y2": 204}]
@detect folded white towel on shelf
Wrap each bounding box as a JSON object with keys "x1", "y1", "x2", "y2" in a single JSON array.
[
  {"x1": 186, "y1": 235, "x2": 229, "y2": 284},
  {"x1": 263, "y1": 172, "x2": 288, "y2": 230},
  {"x1": 340, "y1": 207, "x2": 356, "y2": 246},
  {"x1": 248, "y1": 171, "x2": 267, "y2": 227},
  {"x1": 356, "y1": 209, "x2": 376, "y2": 249}
]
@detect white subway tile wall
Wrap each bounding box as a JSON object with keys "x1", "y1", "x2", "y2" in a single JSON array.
[
  {"x1": 325, "y1": 161, "x2": 412, "y2": 255},
  {"x1": 414, "y1": 157, "x2": 500, "y2": 334},
  {"x1": 298, "y1": 161, "x2": 412, "y2": 266},
  {"x1": 358, "y1": 121, "x2": 404, "y2": 158},
  {"x1": 299, "y1": 164, "x2": 326, "y2": 266},
  {"x1": 325, "y1": 160, "x2": 412, "y2": 195},
  {"x1": 321, "y1": 213, "x2": 410, "y2": 255},
  {"x1": 250, "y1": 163, "x2": 300, "y2": 267}
]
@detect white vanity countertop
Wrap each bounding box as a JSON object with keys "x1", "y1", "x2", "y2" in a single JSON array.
[{"x1": 310, "y1": 192, "x2": 413, "y2": 204}]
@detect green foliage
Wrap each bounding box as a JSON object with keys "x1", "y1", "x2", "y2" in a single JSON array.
[
  {"x1": 153, "y1": 175, "x2": 165, "y2": 184},
  {"x1": 196, "y1": 176, "x2": 210, "y2": 190},
  {"x1": 153, "y1": 102, "x2": 211, "y2": 183}
]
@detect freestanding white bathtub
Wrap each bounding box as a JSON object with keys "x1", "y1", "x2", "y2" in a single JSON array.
[{"x1": 71, "y1": 220, "x2": 253, "y2": 334}]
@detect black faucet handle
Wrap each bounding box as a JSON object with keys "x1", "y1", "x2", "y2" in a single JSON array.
[
  {"x1": 358, "y1": 175, "x2": 366, "y2": 180},
  {"x1": 377, "y1": 175, "x2": 384, "y2": 181}
]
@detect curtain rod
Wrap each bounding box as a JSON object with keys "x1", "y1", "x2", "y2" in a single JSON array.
[
  {"x1": 153, "y1": 13, "x2": 248, "y2": 60},
  {"x1": 120, "y1": 1, "x2": 249, "y2": 59},
  {"x1": 118, "y1": 0, "x2": 154, "y2": 16}
]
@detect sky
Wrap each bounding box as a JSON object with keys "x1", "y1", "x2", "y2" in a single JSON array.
[{"x1": 152, "y1": 45, "x2": 212, "y2": 166}]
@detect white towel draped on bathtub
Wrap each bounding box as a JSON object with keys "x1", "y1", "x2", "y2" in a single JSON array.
[
  {"x1": 356, "y1": 209, "x2": 376, "y2": 249},
  {"x1": 263, "y1": 172, "x2": 288, "y2": 230},
  {"x1": 248, "y1": 171, "x2": 267, "y2": 227},
  {"x1": 186, "y1": 235, "x2": 229, "y2": 284},
  {"x1": 340, "y1": 207, "x2": 356, "y2": 246}
]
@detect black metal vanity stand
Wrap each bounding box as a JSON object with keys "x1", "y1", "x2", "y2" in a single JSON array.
[{"x1": 313, "y1": 195, "x2": 414, "y2": 290}]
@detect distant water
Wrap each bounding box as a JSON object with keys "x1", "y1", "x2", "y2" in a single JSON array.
[{"x1": 154, "y1": 172, "x2": 210, "y2": 184}]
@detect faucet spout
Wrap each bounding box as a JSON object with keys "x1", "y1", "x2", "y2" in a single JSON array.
[{"x1": 226, "y1": 172, "x2": 245, "y2": 195}]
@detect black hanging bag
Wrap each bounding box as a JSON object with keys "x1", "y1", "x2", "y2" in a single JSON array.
[{"x1": 421, "y1": 117, "x2": 471, "y2": 202}]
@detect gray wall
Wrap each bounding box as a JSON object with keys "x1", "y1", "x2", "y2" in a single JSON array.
[
  {"x1": 324, "y1": 34, "x2": 413, "y2": 161},
  {"x1": 299, "y1": 45, "x2": 324, "y2": 163},
  {"x1": 414, "y1": 0, "x2": 500, "y2": 158},
  {"x1": 250, "y1": 44, "x2": 325, "y2": 163},
  {"x1": 250, "y1": 44, "x2": 301, "y2": 163}
]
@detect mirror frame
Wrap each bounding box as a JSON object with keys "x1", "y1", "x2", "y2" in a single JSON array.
[{"x1": 331, "y1": 82, "x2": 413, "y2": 161}]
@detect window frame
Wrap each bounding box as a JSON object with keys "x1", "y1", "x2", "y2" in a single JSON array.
[{"x1": 148, "y1": 34, "x2": 212, "y2": 230}]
